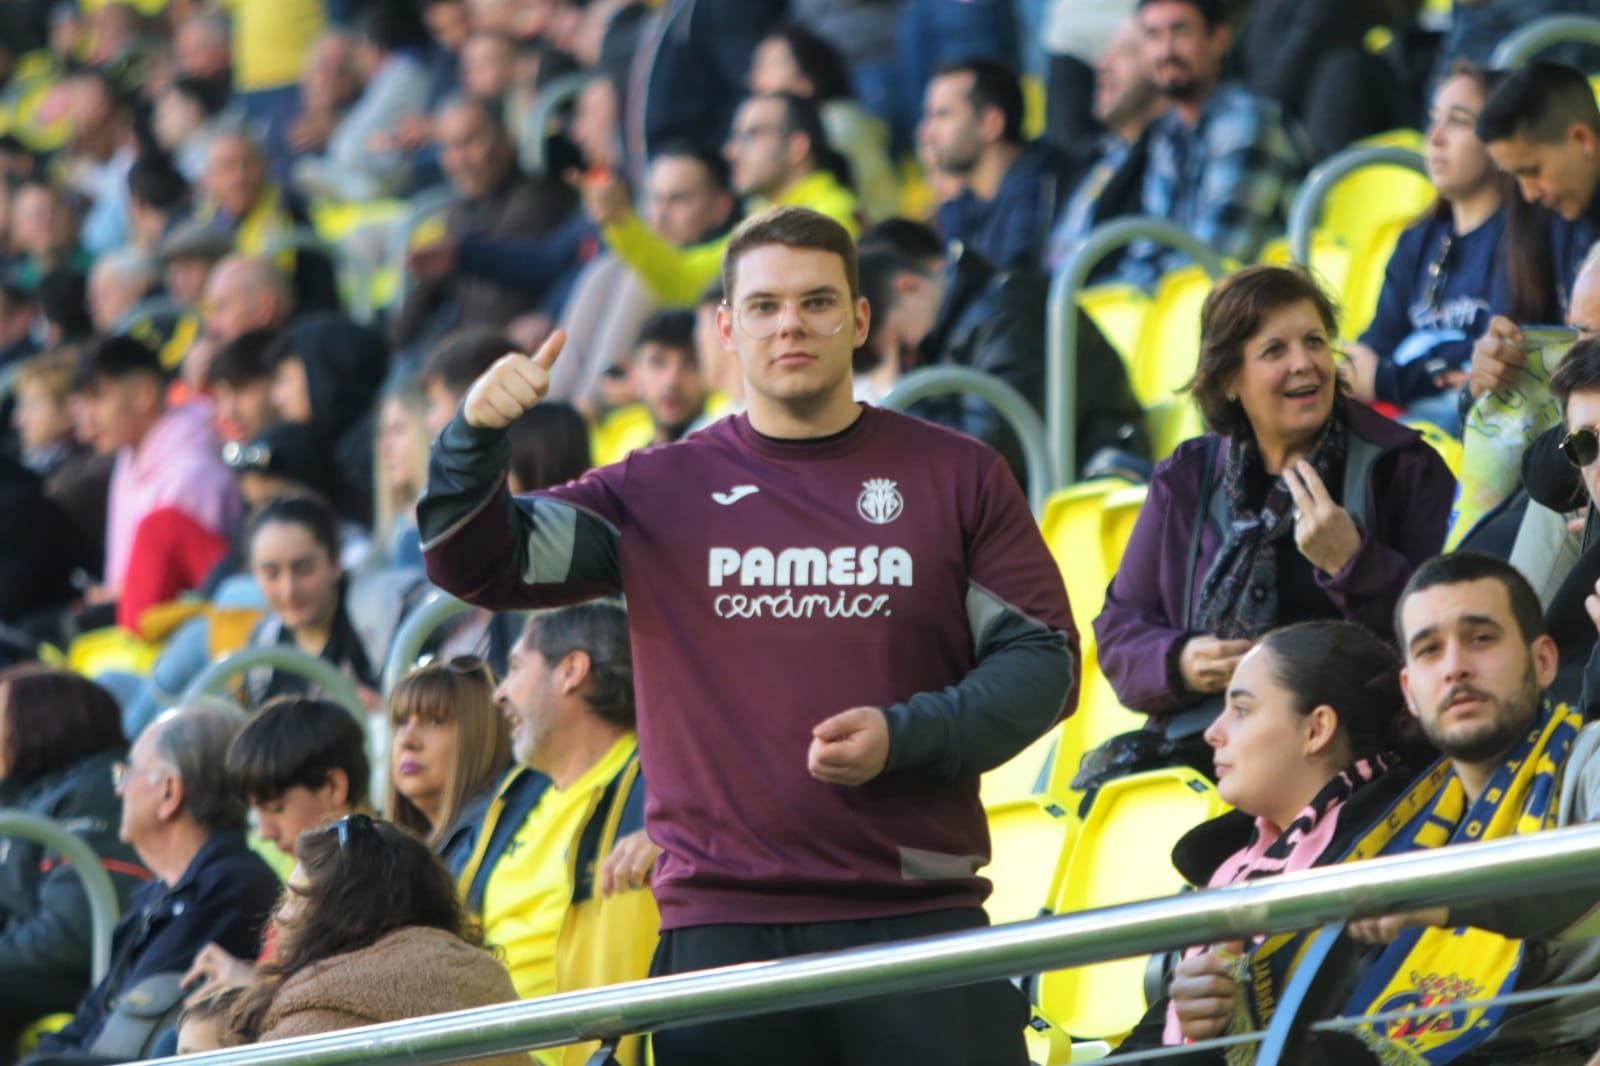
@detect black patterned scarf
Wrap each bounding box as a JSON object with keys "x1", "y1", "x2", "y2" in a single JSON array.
[{"x1": 1194, "y1": 402, "x2": 1349, "y2": 640}]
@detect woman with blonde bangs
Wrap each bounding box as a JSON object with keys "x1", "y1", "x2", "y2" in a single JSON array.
[{"x1": 386, "y1": 658, "x2": 513, "y2": 870}]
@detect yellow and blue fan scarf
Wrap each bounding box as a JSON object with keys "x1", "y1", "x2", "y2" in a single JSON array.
[{"x1": 1228, "y1": 700, "x2": 1583, "y2": 1065}]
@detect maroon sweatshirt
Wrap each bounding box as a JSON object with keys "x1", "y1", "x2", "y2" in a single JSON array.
[{"x1": 420, "y1": 405, "x2": 1078, "y2": 929}]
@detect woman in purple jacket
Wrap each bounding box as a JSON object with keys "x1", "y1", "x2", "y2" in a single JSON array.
[{"x1": 1093, "y1": 266, "x2": 1456, "y2": 729}]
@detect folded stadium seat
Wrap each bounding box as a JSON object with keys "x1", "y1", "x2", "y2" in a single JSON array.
[
  {"x1": 1099, "y1": 484, "x2": 1148, "y2": 578},
  {"x1": 591, "y1": 405, "x2": 657, "y2": 466},
  {"x1": 1409, "y1": 418, "x2": 1464, "y2": 478},
  {"x1": 66, "y1": 627, "x2": 163, "y2": 680},
  {"x1": 1022, "y1": 75, "x2": 1048, "y2": 140},
  {"x1": 1338, "y1": 216, "x2": 1410, "y2": 338},
  {"x1": 1077, "y1": 284, "x2": 1151, "y2": 368},
  {"x1": 1038, "y1": 477, "x2": 1137, "y2": 627},
  {"x1": 1260, "y1": 234, "x2": 1353, "y2": 324},
  {"x1": 1031, "y1": 767, "x2": 1228, "y2": 1047},
  {"x1": 983, "y1": 796, "x2": 1075, "y2": 927},
  {"x1": 981, "y1": 721, "x2": 1064, "y2": 810},
  {"x1": 14, "y1": 1014, "x2": 73, "y2": 1062},
  {"x1": 1124, "y1": 264, "x2": 1214, "y2": 460},
  {"x1": 1044, "y1": 646, "x2": 1146, "y2": 803}
]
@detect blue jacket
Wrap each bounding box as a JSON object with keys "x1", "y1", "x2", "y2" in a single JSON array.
[
  {"x1": 1359, "y1": 209, "x2": 1509, "y2": 406},
  {"x1": 1550, "y1": 192, "x2": 1600, "y2": 316},
  {"x1": 936, "y1": 141, "x2": 1071, "y2": 273},
  {"x1": 36, "y1": 828, "x2": 280, "y2": 1055}
]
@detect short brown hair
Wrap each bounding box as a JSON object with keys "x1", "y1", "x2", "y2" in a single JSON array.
[
  {"x1": 721, "y1": 205, "x2": 859, "y2": 302},
  {"x1": 0, "y1": 665, "x2": 124, "y2": 784},
  {"x1": 419, "y1": 328, "x2": 515, "y2": 398},
  {"x1": 13, "y1": 347, "x2": 83, "y2": 401},
  {"x1": 1185, "y1": 265, "x2": 1340, "y2": 437}
]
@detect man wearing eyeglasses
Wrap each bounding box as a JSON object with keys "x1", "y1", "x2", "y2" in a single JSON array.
[
  {"x1": 24, "y1": 702, "x2": 279, "y2": 1064},
  {"x1": 421, "y1": 205, "x2": 1076, "y2": 1065}
]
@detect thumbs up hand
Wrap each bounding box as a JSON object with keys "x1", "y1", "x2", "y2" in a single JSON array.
[{"x1": 462, "y1": 329, "x2": 567, "y2": 430}]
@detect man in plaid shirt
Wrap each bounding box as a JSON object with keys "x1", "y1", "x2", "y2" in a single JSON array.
[{"x1": 1115, "y1": 0, "x2": 1307, "y2": 290}]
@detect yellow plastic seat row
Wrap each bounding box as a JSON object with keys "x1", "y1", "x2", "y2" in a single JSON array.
[{"x1": 1027, "y1": 767, "x2": 1229, "y2": 1061}]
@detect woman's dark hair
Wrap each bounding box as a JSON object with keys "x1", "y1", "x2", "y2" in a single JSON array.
[
  {"x1": 1552, "y1": 335, "x2": 1600, "y2": 414},
  {"x1": 1256, "y1": 621, "x2": 1433, "y2": 767},
  {"x1": 507, "y1": 402, "x2": 593, "y2": 493},
  {"x1": 0, "y1": 665, "x2": 124, "y2": 784},
  {"x1": 1429, "y1": 63, "x2": 1556, "y2": 325},
  {"x1": 764, "y1": 24, "x2": 854, "y2": 103},
  {"x1": 227, "y1": 696, "x2": 370, "y2": 808},
  {"x1": 1186, "y1": 265, "x2": 1341, "y2": 437},
  {"x1": 247, "y1": 494, "x2": 341, "y2": 567},
  {"x1": 225, "y1": 815, "x2": 474, "y2": 1043}
]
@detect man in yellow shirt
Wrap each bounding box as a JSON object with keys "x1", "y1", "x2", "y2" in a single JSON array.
[
  {"x1": 456, "y1": 603, "x2": 657, "y2": 1066},
  {"x1": 581, "y1": 92, "x2": 859, "y2": 308}
]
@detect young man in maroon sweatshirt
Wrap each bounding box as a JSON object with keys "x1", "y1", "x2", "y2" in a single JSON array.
[{"x1": 420, "y1": 205, "x2": 1078, "y2": 1065}]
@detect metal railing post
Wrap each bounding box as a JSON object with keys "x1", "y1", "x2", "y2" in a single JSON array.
[
  {"x1": 1287, "y1": 146, "x2": 1427, "y2": 267},
  {"x1": 881, "y1": 366, "x2": 1055, "y2": 515},
  {"x1": 522, "y1": 72, "x2": 599, "y2": 176},
  {"x1": 381, "y1": 589, "x2": 474, "y2": 696},
  {"x1": 391, "y1": 185, "x2": 460, "y2": 304},
  {"x1": 1491, "y1": 15, "x2": 1600, "y2": 68},
  {"x1": 133, "y1": 823, "x2": 1600, "y2": 1066},
  {"x1": 1047, "y1": 218, "x2": 1226, "y2": 490},
  {"x1": 0, "y1": 811, "x2": 121, "y2": 983},
  {"x1": 184, "y1": 646, "x2": 366, "y2": 719}
]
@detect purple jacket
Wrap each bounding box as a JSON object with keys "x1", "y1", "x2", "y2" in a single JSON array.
[{"x1": 1093, "y1": 401, "x2": 1455, "y2": 714}]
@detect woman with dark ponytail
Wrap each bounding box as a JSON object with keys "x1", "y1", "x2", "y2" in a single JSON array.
[{"x1": 1116, "y1": 620, "x2": 1431, "y2": 1060}]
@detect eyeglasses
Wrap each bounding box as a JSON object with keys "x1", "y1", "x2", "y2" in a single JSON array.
[
  {"x1": 1561, "y1": 426, "x2": 1600, "y2": 468},
  {"x1": 111, "y1": 761, "x2": 168, "y2": 791},
  {"x1": 1420, "y1": 232, "x2": 1454, "y2": 309},
  {"x1": 726, "y1": 123, "x2": 786, "y2": 147},
  {"x1": 326, "y1": 812, "x2": 375, "y2": 850},
  {"x1": 728, "y1": 294, "x2": 850, "y2": 341},
  {"x1": 222, "y1": 440, "x2": 271, "y2": 472}
]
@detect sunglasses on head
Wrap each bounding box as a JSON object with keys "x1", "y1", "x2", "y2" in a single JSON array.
[
  {"x1": 327, "y1": 812, "x2": 375, "y2": 850},
  {"x1": 1561, "y1": 426, "x2": 1600, "y2": 468}
]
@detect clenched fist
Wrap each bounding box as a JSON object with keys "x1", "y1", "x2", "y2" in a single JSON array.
[{"x1": 462, "y1": 329, "x2": 567, "y2": 430}]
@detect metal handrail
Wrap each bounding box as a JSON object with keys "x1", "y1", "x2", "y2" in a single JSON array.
[
  {"x1": 133, "y1": 822, "x2": 1600, "y2": 1066},
  {"x1": 881, "y1": 366, "x2": 1055, "y2": 515},
  {"x1": 0, "y1": 810, "x2": 121, "y2": 983},
  {"x1": 391, "y1": 185, "x2": 459, "y2": 303},
  {"x1": 1491, "y1": 14, "x2": 1600, "y2": 68},
  {"x1": 380, "y1": 588, "x2": 473, "y2": 696},
  {"x1": 264, "y1": 227, "x2": 374, "y2": 325},
  {"x1": 1047, "y1": 217, "x2": 1227, "y2": 490},
  {"x1": 184, "y1": 646, "x2": 366, "y2": 720},
  {"x1": 522, "y1": 71, "x2": 599, "y2": 176},
  {"x1": 1287, "y1": 145, "x2": 1427, "y2": 266}
]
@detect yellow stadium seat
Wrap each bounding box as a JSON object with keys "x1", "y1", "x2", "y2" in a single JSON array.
[
  {"x1": 1039, "y1": 478, "x2": 1136, "y2": 627},
  {"x1": 1143, "y1": 397, "x2": 1207, "y2": 463},
  {"x1": 591, "y1": 405, "x2": 654, "y2": 466},
  {"x1": 981, "y1": 722, "x2": 1062, "y2": 809},
  {"x1": 1409, "y1": 419, "x2": 1464, "y2": 478},
  {"x1": 1046, "y1": 647, "x2": 1146, "y2": 803},
  {"x1": 1100, "y1": 484, "x2": 1148, "y2": 577},
  {"x1": 1320, "y1": 145, "x2": 1432, "y2": 278},
  {"x1": 1034, "y1": 767, "x2": 1229, "y2": 1043},
  {"x1": 1023, "y1": 76, "x2": 1047, "y2": 141},
  {"x1": 1078, "y1": 284, "x2": 1151, "y2": 368},
  {"x1": 1260, "y1": 234, "x2": 1354, "y2": 323},
  {"x1": 66, "y1": 627, "x2": 161, "y2": 679},
  {"x1": 984, "y1": 797, "x2": 1075, "y2": 926},
  {"x1": 1131, "y1": 264, "x2": 1213, "y2": 409},
  {"x1": 15, "y1": 1015, "x2": 73, "y2": 1061},
  {"x1": 1341, "y1": 216, "x2": 1409, "y2": 338}
]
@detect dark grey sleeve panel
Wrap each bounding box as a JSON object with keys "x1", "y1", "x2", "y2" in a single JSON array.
[
  {"x1": 421, "y1": 411, "x2": 624, "y2": 607},
  {"x1": 418, "y1": 413, "x2": 515, "y2": 552},
  {"x1": 880, "y1": 583, "x2": 1076, "y2": 779}
]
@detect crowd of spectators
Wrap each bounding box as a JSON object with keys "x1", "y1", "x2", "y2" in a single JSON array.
[{"x1": 7, "y1": 0, "x2": 1600, "y2": 1062}]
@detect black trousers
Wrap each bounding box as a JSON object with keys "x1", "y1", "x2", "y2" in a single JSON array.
[{"x1": 648, "y1": 908, "x2": 1030, "y2": 1066}]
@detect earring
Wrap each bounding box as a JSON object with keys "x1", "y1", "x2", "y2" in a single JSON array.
[{"x1": 1225, "y1": 392, "x2": 1237, "y2": 402}]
